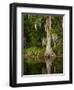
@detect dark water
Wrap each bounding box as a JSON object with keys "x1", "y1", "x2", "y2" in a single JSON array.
[{"x1": 24, "y1": 56, "x2": 63, "y2": 75}]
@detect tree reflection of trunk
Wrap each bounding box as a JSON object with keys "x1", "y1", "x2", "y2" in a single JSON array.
[{"x1": 45, "y1": 56, "x2": 56, "y2": 74}]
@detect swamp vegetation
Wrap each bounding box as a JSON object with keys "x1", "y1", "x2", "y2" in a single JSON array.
[{"x1": 22, "y1": 14, "x2": 63, "y2": 75}]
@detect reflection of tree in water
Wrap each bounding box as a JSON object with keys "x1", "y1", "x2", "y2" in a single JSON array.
[
  {"x1": 44, "y1": 56, "x2": 56, "y2": 74},
  {"x1": 24, "y1": 56, "x2": 63, "y2": 75},
  {"x1": 43, "y1": 56, "x2": 63, "y2": 74}
]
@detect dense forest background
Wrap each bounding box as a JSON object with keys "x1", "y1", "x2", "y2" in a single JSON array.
[
  {"x1": 23, "y1": 14, "x2": 63, "y2": 56},
  {"x1": 22, "y1": 14, "x2": 63, "y2": 75}
]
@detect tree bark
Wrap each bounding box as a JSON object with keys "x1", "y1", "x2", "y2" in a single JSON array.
[{"x1": 44, "y1": 16, "x2": 56, "y2": 57}]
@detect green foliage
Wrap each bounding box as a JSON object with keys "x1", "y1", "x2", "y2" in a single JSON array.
[
  {"x1": 24, "y1": 58, "x2": 46, "y2": 75},
  {"x1": 23, "y1": 14, "x2": 63, "y2": 75},
  {"x1": 51, "y1": 57, "x2": 63, "y2": 73},
  {"x1": 23, "y1": 14, "x2": 46, "y2": 47},
  {"x1": 23, "y1": 14, "x2": 63, "y2": 56},
  {"x1": 24, "y1": 47, "x2": 45, "y2": 58},
  {"x1": 51, "y1": 16, "x2": 63, "y2": 56}
]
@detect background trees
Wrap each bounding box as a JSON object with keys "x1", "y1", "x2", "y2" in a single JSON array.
[
  {"x1": 23, "y1": 15, "x2": 46, "y2": 48},
  {"x1": 23, "y1": 14, "x2": 63, "y2": 57}
]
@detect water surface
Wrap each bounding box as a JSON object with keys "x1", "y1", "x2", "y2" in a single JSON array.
[{"x1": 24, "y1": 56, "x2": 63, "y2": 75}]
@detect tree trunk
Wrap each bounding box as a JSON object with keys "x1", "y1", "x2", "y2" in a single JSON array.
[{"x1": 44, "y1": 16, "x2": 56, "y2": 57}]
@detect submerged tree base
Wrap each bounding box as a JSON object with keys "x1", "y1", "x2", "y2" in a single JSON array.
[{"x1": 44, "y1": 48, "x2": 56, "y2": 60}]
